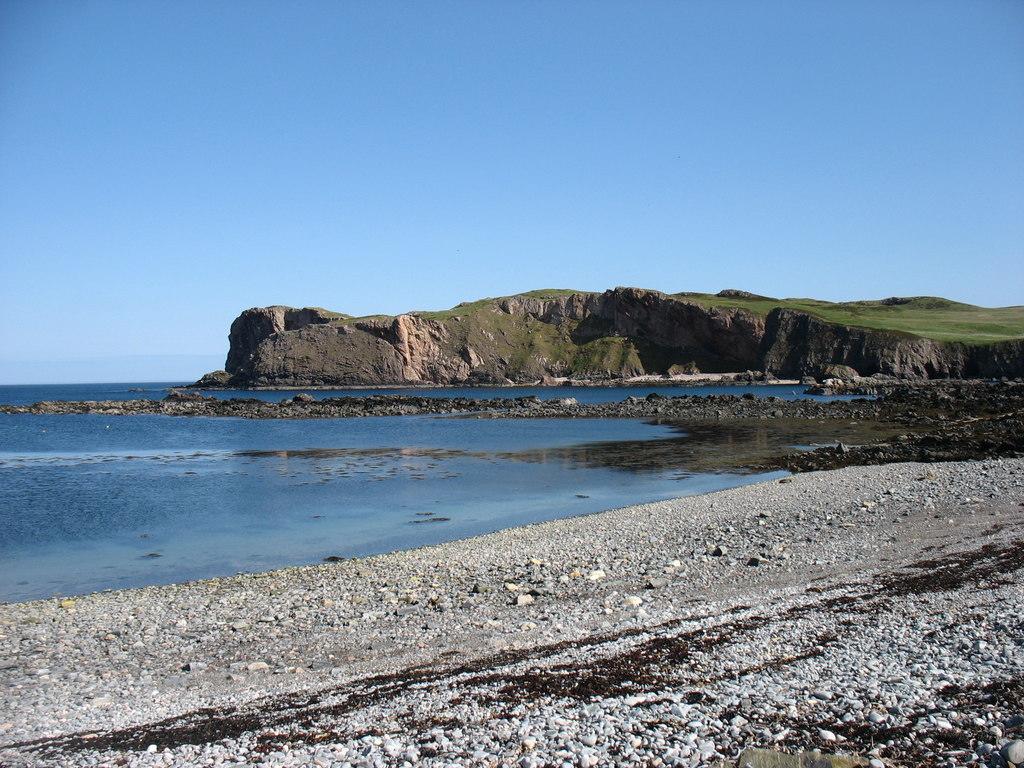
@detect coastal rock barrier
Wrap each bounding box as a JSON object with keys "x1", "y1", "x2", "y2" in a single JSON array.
[
  {"x1": 0, "y1": 388, "x2": 883, "y2": 420},
  {"x1": 0, "y1": 380, "x2": 1017, "y2": 420},
  {"x1": 4, "y1": 381, "x2": 1023, "y2": 475}
]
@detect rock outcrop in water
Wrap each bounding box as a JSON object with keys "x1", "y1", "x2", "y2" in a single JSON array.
[{"x1": 198, "y1": 288, "x2": 1024, "y2": 387}]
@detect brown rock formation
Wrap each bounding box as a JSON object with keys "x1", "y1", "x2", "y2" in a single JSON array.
[{"x1": 198, "y1": 288, "x2": 1024, "y2": 387}]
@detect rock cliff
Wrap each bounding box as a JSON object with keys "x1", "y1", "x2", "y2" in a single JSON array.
[
  {"x1": 760, "y1": 310, "x2": 1024, "y2": 379},
  {"x1": 198, "y1": 288, "x2": 1024, "y2": 387}
]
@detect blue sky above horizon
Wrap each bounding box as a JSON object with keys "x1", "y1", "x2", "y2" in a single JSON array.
[{"x1": 1, "y1": 0, "x2": 1023, "y2": 383}]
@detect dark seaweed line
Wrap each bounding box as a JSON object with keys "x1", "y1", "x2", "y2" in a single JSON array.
[
  {"x1": 10, "y1": 597, "x2": 835, "y2": 756},
  {"x1": 10, "y1": 538, "x2": 1021, "y2": 759}
]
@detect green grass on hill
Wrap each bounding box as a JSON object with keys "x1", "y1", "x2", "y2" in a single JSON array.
[
  {"x1": 515, "y1": 288, "x2": 589, "y2": 299},
  {"x1": 411, "y1": 289, "x2": 589, "y2": 321},
  {"x1": 309, "y1": 307, "x2": 351, "y2": 320},
  {"x1": 325, "y1": 288, "x2": 1024, "y2": 345},
  {"x1": 674, "y1": 293, "x2": 1024, "y2": 344}
]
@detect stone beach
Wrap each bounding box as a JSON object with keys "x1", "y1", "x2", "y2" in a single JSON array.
[{"x1": 1, "y1": 458, "x2": 1021, "y2": 767}]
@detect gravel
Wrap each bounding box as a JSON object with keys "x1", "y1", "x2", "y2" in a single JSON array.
[{"x1": 1, "y1": 458, "x2": 1021, "y2": 767}]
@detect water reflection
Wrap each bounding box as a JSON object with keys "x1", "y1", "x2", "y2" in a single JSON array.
[
  {"x1": 498, "y1": 419, "x2": 904, "y2": 474},
  {"x1": 0, "y1": 414, "x2": 903, "y2": 601}
]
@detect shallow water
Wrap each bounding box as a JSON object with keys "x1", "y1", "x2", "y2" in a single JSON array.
[
  {"x1": 0, "y1": 382, "x2": 879, "y2": 603},
  {"x1": 0, "y1": 413, "x2": 802, "y2": 602}
]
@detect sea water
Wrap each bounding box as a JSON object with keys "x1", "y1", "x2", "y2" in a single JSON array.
[{"x1": 0, "y1": 382, "x2": 866, "y2": 602}]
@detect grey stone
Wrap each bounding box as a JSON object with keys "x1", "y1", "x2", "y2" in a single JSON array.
[{"x1": 1002, "y1": 740, "x2": 1024, "y2": 765}]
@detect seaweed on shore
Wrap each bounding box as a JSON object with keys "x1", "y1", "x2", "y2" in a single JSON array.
[{"x1": 14, "y1": 540, "x2": 1021, "y2": 760}]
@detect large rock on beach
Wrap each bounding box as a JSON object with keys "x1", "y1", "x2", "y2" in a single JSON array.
[{"x1": 731, "y1": 749, "x2": 868, "y2": 767}]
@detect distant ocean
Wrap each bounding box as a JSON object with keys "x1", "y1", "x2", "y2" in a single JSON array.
[{"x1": 0, "y1": 382, "x2": 856, "y2": 602}]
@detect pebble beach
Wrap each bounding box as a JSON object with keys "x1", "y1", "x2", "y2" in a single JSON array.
[{"x1": 1, "y1": 458, "x2": 1022, "y2": 767}]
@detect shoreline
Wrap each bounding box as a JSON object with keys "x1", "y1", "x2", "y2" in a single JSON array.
[
  {"x1": 184, "y1": 372, "x2": 802, "y2": 391},
  {"x1": 0, "y1": 466, "x2": 791, "y2": 609},
  {"x1": 4, "y1": 382, "x2": 1022, "y2": 476},
  {"x1": 2, "y1": 458, "x2": 1022, "y2": 766}
]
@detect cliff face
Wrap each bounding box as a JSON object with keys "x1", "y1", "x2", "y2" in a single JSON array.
[
  {"x1": 227, "y1": 314, "x2": 468, "y2": 386},
  {"x1": 589, "y1": 287, "x2": 766, "y2": 371},
  {"x1": 225, "y1": 306, "x2": 336, "y2": 379},
  {"x1": 759, "y1": 310, "x2": 1024, "y2": 379},
  {"x1": 760, "y1": 310, "x2": 955, "y2": 378},
  {"x1": 204, "y1": 288, "x2": 1024, "y2": 386}
]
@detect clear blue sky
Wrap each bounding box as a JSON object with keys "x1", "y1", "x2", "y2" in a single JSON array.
[{"x1": 1, "y1": 0, "x2": 1022, "y2": 383}]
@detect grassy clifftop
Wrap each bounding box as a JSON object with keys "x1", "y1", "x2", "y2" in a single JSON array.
[
  {"x1": 674, "y1": 292, "x2": 1024, "y2": 343},
  {"x1": 327, "y1": 288, "x2": 1023, "y2": 345},
  {"x1": 413, "y1": 289, "x2": 590, "y2": 320}
]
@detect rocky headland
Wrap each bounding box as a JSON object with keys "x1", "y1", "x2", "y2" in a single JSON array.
[{"x1": 192, "y1": 288, "x2": 1024, "y2": 388}]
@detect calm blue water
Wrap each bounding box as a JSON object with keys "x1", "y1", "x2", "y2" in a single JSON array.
[
  {"x1": 0, "y1": 412, "x2": 789, "y2": 602},
  {"x1": 2, "y1": 380, "x2": 858, "y2": 602},
  {"x1": 0, "y1": 381, "x2": 861, "y2": 406}
]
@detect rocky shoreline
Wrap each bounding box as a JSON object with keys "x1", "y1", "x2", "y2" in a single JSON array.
[
  {"x1": 189, "y1": 370, "x2": 796, "y2": 390},
  {"x1": 3, "y1": 380, "x2": 1017, "y2": 422},
  {"x1": 4, "y1": 381, "x2": 1023, "y2": 476},
  {"x1": 1, "y1": 459, "x2": 1021, "y2": 767},
  {"x1": 1, "y1": 388, "x2": 878, "y2": 420}
]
